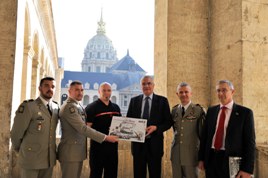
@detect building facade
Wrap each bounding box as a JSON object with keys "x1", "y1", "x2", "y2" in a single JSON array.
[
  {"x1": 81, "y1": 12, "x2": 118, "y2": 73},
  {"x1": 61, "y1": 14, "x2": 146, "y2": 116}
]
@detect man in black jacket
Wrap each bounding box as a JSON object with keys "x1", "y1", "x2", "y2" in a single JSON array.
[
  {"x1": 127, "y1": 75, "x2": 173, "y2": 178},
  {"x1": 198, "y1": 80, "x2": 255, "y2": 178}
]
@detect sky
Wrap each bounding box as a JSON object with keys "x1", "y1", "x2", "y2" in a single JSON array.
[{"x1": 52, "y1": 0, "x2": 155, "y2": 75}]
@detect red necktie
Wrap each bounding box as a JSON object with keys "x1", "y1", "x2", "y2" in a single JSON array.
[{"x1": 214, "y1": 106, "x2": 227, "y2": 150}]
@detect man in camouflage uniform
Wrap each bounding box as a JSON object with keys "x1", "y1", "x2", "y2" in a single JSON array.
[
  {"x1": 170, "y1": 82, "x2": 205, "y2": 178},
  {"x1": 11, "y1": 77, "x2": 59, "y2": 178}
]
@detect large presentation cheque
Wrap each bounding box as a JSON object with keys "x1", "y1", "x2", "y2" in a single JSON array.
[{"x1": 109, "y1": 116, "x2": 147, "y2": 143}]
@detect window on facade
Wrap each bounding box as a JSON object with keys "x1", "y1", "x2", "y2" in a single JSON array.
[
  {"x1": 93, "y1": 95, "x2": 98, "y2": 101},
  {"x1": 97, "y1": 52, "x2": 100, "y2": 59},
  {"x1": 61, "y1": 94, "x2": 68, "y2": 105},
  {"x1": 85, "y1": 82, "x2": 90, "y2": 89},
  {"x1": 106, "y1": 52, "x2": 109, "y2": 59},
  {"x1": 96, "y1": 66, "x2": 101, "y2": 72},
  {"x1": 83, "y1": 95, "x2": 89, "y2": 105},
  {"x1": 93, "y1": 83, "x2": 99, "y2": 90},
  {"x1": 123, "y1": 95, "x2": 128, "y2": 107},
  {"x1": 88, "y1": 66, "x2": 91, "y2": 72},
  {"x1": 111, "y1": 96, "x2": 116, "y2": 103}
]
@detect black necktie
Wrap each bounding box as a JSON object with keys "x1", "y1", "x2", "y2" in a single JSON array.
[
  {"x1": 182, "y1": 106, "x2": 185, "y2": 117},
  {"x1": 142, "y1": 97, "x2": 150, "y2": 119},
  {"x1": 47, "y1": 104, "x2": 52, "y2": 116}
]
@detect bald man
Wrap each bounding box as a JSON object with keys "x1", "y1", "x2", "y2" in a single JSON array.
[{"x1": 85, "y1": 82, "x2": 121, "y2": 178}]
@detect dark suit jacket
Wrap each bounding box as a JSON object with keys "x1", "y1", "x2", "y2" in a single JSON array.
[
  {"x1": 198, "y1": 103, "x2": 255, "y2": 174},
  {"x1": 127, "y1": 93, "x2": 173, "y2": 157}
]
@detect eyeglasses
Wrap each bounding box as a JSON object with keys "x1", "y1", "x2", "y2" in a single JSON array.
[{"x1": 142, "y1": 82, "x2": 153, "y2": 86}]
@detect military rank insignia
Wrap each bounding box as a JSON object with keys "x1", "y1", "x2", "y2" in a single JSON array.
[
  {"x1": 18, "y1": 106, "x2": 24, "y2": 113},
  {"x1": 69, "y1": 107, "x2": 75, "y2": 114}
]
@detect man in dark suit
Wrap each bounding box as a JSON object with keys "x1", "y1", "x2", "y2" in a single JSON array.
[
  {"x1": 198, "y1": 80, "x2": 255, "y2": 178},
  {"x1": 127, "y1": 75, "x2": 173, "y2": 178}
]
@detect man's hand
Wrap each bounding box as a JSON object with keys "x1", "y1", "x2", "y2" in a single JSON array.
[
  {"x1": 105, "y1": 135, "x2": 119, "y2": 143},
  {"x1": 236, "y1": 170, "x2": 251, "y2": 178},
  {"x1": 146, "y1": 125, "x2": 157, "y2": 137},
  {"x1": 198, "y1": 161, "x2": 205, "y2": 171}
]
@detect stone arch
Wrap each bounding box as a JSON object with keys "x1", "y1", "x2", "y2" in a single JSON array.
[
  {"x1": 83, "y1": 95, "x2": 90, "y2": 105},
  {"x1": 93, "y1": 95, "x2": 98, "y2": 101}
]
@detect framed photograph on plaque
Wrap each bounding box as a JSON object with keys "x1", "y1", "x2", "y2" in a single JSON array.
[{"x1": 109, "y1": 116, "x2": 147, "y2": 143}]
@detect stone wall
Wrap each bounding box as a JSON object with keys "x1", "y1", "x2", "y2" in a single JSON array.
[
  {"x1": 209, "y1": 0, "x2": 243, "y2": 105},
  {"x1": 209, "y1": 0, "x2": 268, "y2": 143},
  {"x1": 155, "y1": 0, "x2": 268, "y2": 177},
  {"x1": 0, "y1": 0, "x2": 18, "y2": 177},
  {"x1": 241, "y1": 1, "x2": 268, "y2": 144},
  {"x1": 255, "y1": 145, "x2": 268, "y2": 178}
]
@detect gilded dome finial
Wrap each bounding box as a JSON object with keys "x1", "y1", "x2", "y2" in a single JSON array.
[{"x1": 97, "y1": 8, "x2": 105, "y2": 34}]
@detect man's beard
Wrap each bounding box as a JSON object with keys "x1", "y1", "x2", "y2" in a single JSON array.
[{"x1": 42, "y1": 92, "x2": 53, "y2": 100}]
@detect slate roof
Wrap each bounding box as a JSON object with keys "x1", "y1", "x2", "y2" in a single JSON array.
[
  {"x1": 109, "y1": 50, "x2": 145, "y2": 72},
  {"x1": 61, "y1": 70, "x2": 144, "y2": 90}
]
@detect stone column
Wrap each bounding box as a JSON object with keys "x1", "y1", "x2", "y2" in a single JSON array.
[
  {"x1": 21, "y1": 47, "x2": 34, "y2": 101},
  {"x1": 209, "y1": 0, "x2": 268, "y2": 143},
  {"x1": 155, "y1": 0, "x2": 209, "y2": 108},
  {"x1": 154, "y1": 0, "x2": 209, "y2": 177},
  {"x1": 240, "y1": 0, "x2": 268, "y2": 144},
  {"x1": 0, "y1": 0, "x2": 18, "y2": 177},
  {"x1": 55, "y1": 68, "x2": 64, "y2": 104},
  {"x1": 209, "y1": 0, "x2": 243, "y2": 105},
  {"x1": 31, "y1": 58, "x2": 40, "y2": 99}
]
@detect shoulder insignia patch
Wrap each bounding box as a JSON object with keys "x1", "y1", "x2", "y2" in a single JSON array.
[
  {"x1": 172, "y1": 104, "x2": 179, "y2": 109},
  {"x1": 196, "y1": 104, "x2": 206, "y2": 113},
  {"x1": 195, "y1": 103, "x2": 203, "y2": 108},
  {"x1": 18, "y1": 106, "x2": 24, "y2": 113},
  {"x1": 23, "y1": 99, "x2": 34, "y2": 103},
  {"x1": 69, "y1": 107, "x2": 75, "y2": 114}
]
